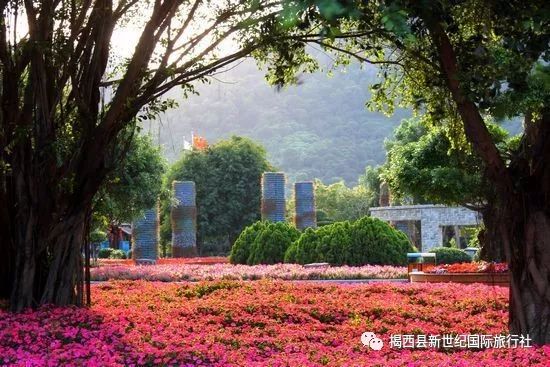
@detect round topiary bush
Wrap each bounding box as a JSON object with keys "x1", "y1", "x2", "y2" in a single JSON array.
[
  {"x1": 348, "y1": 216, "x2": 416, "y2": 266},
  {"x1": 110, "y1": 249, "x2": 127, "y2": 259},
  {"x1": 98, "y1": 248, "x2": 127, "y2": 259},
  {"x1": 285, "y1": 221, "x2": 352, "y2": 265},
  {"x1": 98, "y1": 248, "x2": 113, "y2": 259},
  {"x1": 229, "y1": 221, "x2": 266, "y2": 264},
  {"x1": 286, "y1": 216, "x2": 416, "y2": 266},
  {"x1": 429, "y1": 247, "x2": 472, "y2": 264},
  {"x1": 229, "y1": 221, "x2": 300, "y2": 265}
]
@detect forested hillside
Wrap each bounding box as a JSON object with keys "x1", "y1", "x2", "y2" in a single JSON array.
[
  {"x1": 146, "y1": 60, "x2": 409, "y2": 185},
  {"x1": 148, "y1": 59, "x2": 520, "y2": 186}
]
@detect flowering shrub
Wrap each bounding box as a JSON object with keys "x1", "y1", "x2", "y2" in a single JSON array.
[
  {"x1": 1, "y1": 281, "x2": 548, "y2": 366},
  {"x1": 91, "y1": 263, "x2": 408, "y2": 281},
  {"x1": 427, "y1": 262, "x2": 509, "y2": 274}
]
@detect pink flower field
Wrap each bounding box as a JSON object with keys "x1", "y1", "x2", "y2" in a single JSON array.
[
  {"x1": 90, "y1": 263, "x2": 408, "y2": 282},
  {"x1": 1, "y1": 280, "x2": 549, "y2": 366}
]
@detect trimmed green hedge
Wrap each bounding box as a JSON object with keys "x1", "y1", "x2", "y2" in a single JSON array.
[
  {"x1": 98, "y1": 248, "x2": 113, "y2": 259},
  {"x1": 98, "y1": 248, "x2": 127, "y2": 259},
  {"x1": 429, "y1": 247, "x2": 471, "y2": 264},
  {"x1": 285, "y1": 216, "x2": 416, "y2": 266},
  {"x1": 285, "y1": 221, "x2": 352, "y2": 265},
  {"x1": 229, "y1": 221, "x2": 300, "y2": 265}
]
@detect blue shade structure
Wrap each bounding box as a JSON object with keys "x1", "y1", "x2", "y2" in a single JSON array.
[
  {"x1": 294, "y1": 181, "x2": 317, "y2": 230},
  {"x1": 132, "y1": 207, "x2": 159, "y2": 262},
  {"x1": 171, "y1": 181, "x2": 198, "y2": 257},
  {"x1": 261, "y1": 172, "x2": 286, "y2": 222}
]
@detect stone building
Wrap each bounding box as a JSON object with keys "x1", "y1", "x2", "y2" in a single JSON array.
[{"x1": 369, "y1": 204, "x2": 481, "y2": 251}]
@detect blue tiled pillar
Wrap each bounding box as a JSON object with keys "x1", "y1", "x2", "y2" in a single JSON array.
[
  {"x1": 261, "y1": 172, "x2": 286, "y2": 222},
  {"x1": 171, "y1": 181, "x2": 198, "y2": 257},
  {"x1": 294, "y1": 181, "x2": 316, "y2": 230}
]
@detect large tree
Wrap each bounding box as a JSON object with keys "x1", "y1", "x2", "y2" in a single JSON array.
[
  {"x1": 0, "y1": 0, "x2": 282, "y2": 310},
  {"x1": 263, "y1": 0, "x2": 550, "y2": 342},
  {"x1": 310, "y1": 179, "x2": 373, "y2": 222},
  {"x1": 93, "y1": 134, "x2": 166, "y2": 248},
  {"x1": 382, "y1": 117, "x2": 514, "y2": 259},
  {"x1": 160, "y1": 136, "x2": 274, "y2": 256}
]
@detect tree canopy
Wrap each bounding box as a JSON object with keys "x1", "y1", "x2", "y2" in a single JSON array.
[
  {"x1": 160, "y1": 136, "x2": 274, "y2": 256},
  {"x1": 262, "y1": 0, "x2": 550, "y2": 342},
  {"x1": 93, "y1": 134, "x2": 166, "y2": 228},
  {"x1": 0, "y1": 0, "x2": 285, "y2": 310},
  {"x1": 382, "y1": 117, "x2": 512, "y2": 208}
]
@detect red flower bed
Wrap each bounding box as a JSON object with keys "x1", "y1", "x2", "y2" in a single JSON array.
[
  {"x1": 426, "y1": 262, "x2": 509, "y2": 274},
  {"x1": 1, "y1": 281, "x2": 548, "y2": 366}
]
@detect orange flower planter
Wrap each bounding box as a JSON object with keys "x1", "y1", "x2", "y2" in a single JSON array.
[{"x1": 409, "y1": 272, "x2": 510, "y2": 286}]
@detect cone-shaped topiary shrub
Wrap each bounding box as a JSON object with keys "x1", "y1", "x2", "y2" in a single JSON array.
[
  {"x1": 286, "y1": 216, "x2": 416, "y2": 266},
  {"x1": 98, "y1": 248, "x2": 113, "y2": 259},
  {"x1": 285, "y1": 221, "x2": 352, "y2": 265},
  {"x1": 229, "y1": 221, "x2": 300, "y2": 265}
]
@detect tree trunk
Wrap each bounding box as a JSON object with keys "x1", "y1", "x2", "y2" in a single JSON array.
[
  {"x1": 6, "y1": 208, "x2": 89, "y2": 311},
  {"x1": 109, "y1": 224, "x2": 121, "y2": 249},
  {"x1": 478, "y1": 205, "x2": 505, "y2": 262},
  {"x1": 424, "y1": 14, "x2": 550, "y2": 344},
  {"x1": 503, "y1": 205, "x2": 550, "y2": 344}
]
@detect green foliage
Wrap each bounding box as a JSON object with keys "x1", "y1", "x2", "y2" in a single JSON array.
[
  {"x1": 358, "y1": 165, "x2": 382, "y2": 207},
  {"x1": 93, "y1": 134, "x2": 166, "y2": 227},
  {"x1": 200, "y1": 236, "x2": 232, "y2": 257},
  {"x1": 230, "y1": 222, "x2": 266, "y2": 264},
  {"x1": 384, "y1": 117, "x2": 428, "y2": 152},
  {"x1": 109, "y1": 249, "x2": 127, "y2": 259},
  {"x1": 429, "y1": 247, "x2": 472, "y2": 265},
  {"x1": 90, "y1": 229, "x2": 107, "y2": 244},
  {"x1": 445, "y1": 238, "x2": 459, "y2": 249},
  {"x1": 348, "y1": 216, "x2": 415, "y2": 266},
  {"x1": 98, "y1": 248, "x2": 113, "y2": 259},
  {"x1": 161, "y1": 136, "x2": 274, "y2": 255},
  {"x1": 301, "y1": 179, "x2": 373, "y2": 223},
  {"x1": 178, "y1": 281, "x2": 241, "y2": 300},
  {"x1": 151, "y1": 61, "x2": 410, "y2": 187},
  {"x1": 98, "y1": 248, "x2": 127, "y2": 259},
  {"x1": 286, "y1": 216, "x2": 415, "y2": 266},
  {"x1": 382, "y1": 118, "x2": 513, "y2": 206},
  {"x1": 286, "y1": 221, "x2": 352, "y2": 265},
  {"x1": 464, "y1": 226, "x2": 483, "y2": 248},
  {"x1": 315, "y1": 209, "x2": 334, "y2": 227},
  {"x1": 229, "y1": 221, "x2": 300, "y2": 265},
  {"x1": 248, "y1": 223, "x2": 301, "y2": 265}
]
